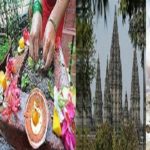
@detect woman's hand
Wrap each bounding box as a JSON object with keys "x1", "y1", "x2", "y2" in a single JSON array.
[
  {"x1": 43, "y1": 20, "x2": 56, "y2": 70},
  {"x1": 29, "y1": 12, "x2": 42, "y2": 62}
]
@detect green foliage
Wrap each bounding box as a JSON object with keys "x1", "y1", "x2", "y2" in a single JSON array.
[
  {"x1": 21, "y1": 73, "x2": 30, "y2": 90},
  {"x1": 95, "y1": 123, "x2": 113, "y2": 150},
  {"x1": 27, "y1": 56, "x2": 44, "y2": 71},
  {"x1": 68, "y1": 41, "x2": 76, "y2": 75},
  {"x1": 48, "y1": 69, "x2": 53, "y2": 78},
  {"x1": 0, "y1": 0, "x2": 30, "y2": 45},
  {"x1": 128, "y1": 9, "x2": 145, "y2": 52},
  {"x1": 76, "y1": 15, "x2": 96, "y2": 112},
  {"x1": 112, "y1": 123, "x2": 139, "y2": 150},
  {"x1": 68, "y1": 42, "x2": 76, "y2": 55},
  {"x1": 48, "y1": 80, "x2": 54, "y2": 99},
  {"x1": 77, "y1": 123, "x2": 139, "y2": 150},
  {"x1": 77, "y1": 0, "x2": 109, "y2": 22},
  {"x1": 76, "y1": 128, "x2": 95, "y2": 150},
  {"x1": 0, "y1": 36, "x2": 9, "y2": 62},
  {"x1": 119, "y1": 0, "x2": 145, "y2": 67},
  {"x1": 119, "y1": 0, "x2": 144, "y2": 20},
  {"x1": 35, "y1": 59, "x2": 43, "y2": 71},
  {"x1": 27, "y1": 56, "x2": 35, "y2": 69},
  {"x1": 93, "y1": 0, "x2": 109, "y2": 21},
  {"x1": 0, "y1": 0, "x2": 20, "y2": 40}
]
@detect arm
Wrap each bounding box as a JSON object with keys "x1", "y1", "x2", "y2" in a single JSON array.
[
  {"x1": 49, "y1": 0, "x2": 69, "y2": 31},
  {"x1": 29, "y1": 0, "x2": 42, "y2": 61},
  {"x1": 43, "y1": 0, "x2": 69, "y2": 70}
]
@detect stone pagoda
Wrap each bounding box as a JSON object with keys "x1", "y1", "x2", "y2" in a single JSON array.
[
  {"x1": 93, "y1": 56, "x2": 103, "y2": 126},
  {"x1": 103, "y1": 58, "x2": 112, "y2": 124},
  {"x1": 108, "y1": 7, "x2": 122, "y2": 132},
  {"x1": 130, "y1": 50, "x2": 140, "y2": 128},
  {"x1": 123, "y1": 92, "x2": 129, "y2": 125}
]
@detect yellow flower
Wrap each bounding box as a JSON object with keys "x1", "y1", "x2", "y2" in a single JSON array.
[
  {"x1": 53, "y1": 107, "x2": 62, "y2": 137},
  {"x1": 19, "y1": 37, "x2": 25, "y2": 49},
  {"x1": 0, "y1": 71, "x2": 7, "y2": 91}
]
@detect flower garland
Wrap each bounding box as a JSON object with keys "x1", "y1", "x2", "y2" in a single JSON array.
[
  {"x1": 53, "y1": 86, "x2": 76, "y2": 150},
  {"x1": 52, "y1": 39, "x2": 76, "y2": 150}
]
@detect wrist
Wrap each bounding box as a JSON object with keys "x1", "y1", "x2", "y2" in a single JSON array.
[{"x1": 48, "y1": 18, "x2": 57, "y2": 33}]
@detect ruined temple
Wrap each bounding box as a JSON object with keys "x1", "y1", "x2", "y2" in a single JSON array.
[
  {"x1": 103, "y1": 58, "x2": 112, "y2": 124},
  {"x1": 108, "y1": 8, "x2": 122, "y2": 133},
  {"x1": 130, "y1": 50, "x2": 141, "y2": 141},
  {"x1": 93, "y1": 8, "x2": 141, "y2": 135},
  {"x1": 93, "y1": 56, "x2": 103, "y2": 126},
  {"x1": 123, "y1": 92, "x2": 129, "y2": 125}
]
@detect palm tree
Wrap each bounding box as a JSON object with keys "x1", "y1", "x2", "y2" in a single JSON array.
[
  {"x1": 76, "y1": 0, "x2": 109, "y2": 149},
  {"x1": 119, "y1": 0, "x2": 146, "y2": 149}
]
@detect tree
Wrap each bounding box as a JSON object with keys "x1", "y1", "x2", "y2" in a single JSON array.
[
  {"x1": 92, "y1": 0, "x2": 109, "y2": 21},
  {"x1": 76, "y1": 128, "x2": 95, "y2": 150},
  {"x1": 119, "y1": 1, "x2": 145, "y2": 148},
  {"x1": 112, "y1": 123, "x2": 139, "y2": 150},
  {"x1": 119, "y1": 0, "x2": 145, "y2": 67},
  {"x1": 0, "y1": 0, "x2": 29, "y2": 45},
  {"x1": 76, "y1": 1, "x2": 96, "y2": 147},
  {"x1": 95, "y1": 123, "x2": 113, "y2": 150}
]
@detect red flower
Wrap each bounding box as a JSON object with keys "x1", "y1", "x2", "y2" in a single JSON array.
[
  {"x1": 61, "y1": 101, "x2": 76, "y2": 150},
  {"x1": 23, "y1": 28, "x2": 30, "y2": 45},
  {"x1": 61, "y1": 119, "x2": 76, "y2": 150},
  {"x1": 66, "y1": 101, "x2": 75, "y2": 120},
  {"x1": 2, "y1": 76, "x2": 20, "y2": 120},
  {"x1": 5, "y1": 56, "x2": 15, "y2": 80}
]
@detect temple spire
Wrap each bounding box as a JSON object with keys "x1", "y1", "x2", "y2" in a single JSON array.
[
  {"x1": 108, "y1": 7, "x2": 122, "y2": 132},
  {"x1": 130, "y1": 50, "x2": 140, "y2": 127},
  {"x1": 94, "y1": 56, "x2": 103, "y2": 126},
  {"x1": 123, "y1": 92, "x2": 129, "y2": 125},
  {"x1": 104, "y1": 57, "x2": 112, "y2": 124}
]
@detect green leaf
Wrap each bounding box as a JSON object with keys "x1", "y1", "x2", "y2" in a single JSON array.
[
  {"x1": 48, "y1": 69, "x2": 52, "y2": 78},
  {"x1": 21, "y1": 73, "x2": 30, "y2": 90},
  {"x1": 48, "y1": 81, "x2": 54, "y2": 99},
  {"x1": 27, "y1": 56, "x2": 35, "y2": 69}
]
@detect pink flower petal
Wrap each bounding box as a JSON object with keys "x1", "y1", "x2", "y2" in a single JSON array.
[{"x1": 66, "y1": 101, "x2": 75, "y2": 120}]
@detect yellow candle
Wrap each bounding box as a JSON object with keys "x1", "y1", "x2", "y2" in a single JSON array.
[{"x1": 0, "y1": 71, "x2": 7, "y2": 91}]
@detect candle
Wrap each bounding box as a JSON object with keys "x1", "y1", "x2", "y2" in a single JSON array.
[{"x1": 0, "y1": 71, "x2": 7, "y2": 91}]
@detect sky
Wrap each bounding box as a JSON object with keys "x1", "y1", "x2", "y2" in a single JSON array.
[
  {"x1": 146, "y1": 0, "x2": 150, "y2": 86},
  {"x1": 146, "y1": 0, "x2": 150, "y2": 144},
  {"x1": 91, "y1": 0, "x2": 144, "y2": 123}
]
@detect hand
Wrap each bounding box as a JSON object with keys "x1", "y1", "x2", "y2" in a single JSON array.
[
  {"x1": 43, "y1": 20, "x2": 56, "y2": 70},
  {"x1": 29, "y1": 12, "x2": 42, "y2": 61}
]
